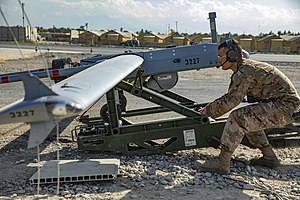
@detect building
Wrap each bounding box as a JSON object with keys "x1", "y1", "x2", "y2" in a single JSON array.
[
  {"x1": 189, "y1": 33, "x2": 201, "y2": 44},
  {"x1": 270, "y1": 38, "x2": 289, "y2": 53},
  {"x1": 234, "y1": 35, "x2": 256, "y2": 52},
  {"x1": 39, "y1": 32, "x2": 71, "y2": 42},
  {"x1": 100, "y1": 30, "x2": 138, "y2": 45},
  {"x1": 0, "y1": 26, "x2": 37, "y2": 41},
  {"x1": 78, "y1": 30, "x2": 107, "y2": 45},
  {"x1": 188, "y1": 33, "x2": 212, "y2": 44},
  {"x1": 280, "y1": 35, "x2": 300, "y2": 54},
  {"x1": 164, "y1": 32, "x2": 190, "y2": 46},
  {"x1": 256, "y1": 34, "x2": 280, "y2": 52},
  {"x1": 70, "y1": 29, "x2": 85, "y2": 43},
  {"x1": 137, "y1": 32, "x2": 167, "y2": 47},
  {"x1": 238, "y1": 38, "x2": 254, "y2": 52},
  {"x1": 201, "y1": 37, "x2": 213, "y2": 43}
]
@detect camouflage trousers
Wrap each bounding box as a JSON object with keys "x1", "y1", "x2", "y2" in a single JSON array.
[{"x1": 221, "y1": 101, "x2": 295, "y2": 152}]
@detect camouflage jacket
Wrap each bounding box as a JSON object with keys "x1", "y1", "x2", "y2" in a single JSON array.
[{"x1": 205, "y1": 59, "x2": 300, "y2": 119}]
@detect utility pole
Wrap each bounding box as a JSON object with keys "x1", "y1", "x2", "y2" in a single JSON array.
[{"x1": 22, "y1": 3, "x2": 25, "y2": 27}]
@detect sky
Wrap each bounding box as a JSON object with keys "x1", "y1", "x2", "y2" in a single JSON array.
[{"x1": 0, "y1": 0, "x2": 299, "y2": 36}]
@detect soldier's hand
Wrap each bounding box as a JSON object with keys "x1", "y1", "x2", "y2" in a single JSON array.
[
  {"x1": 75, "y1": 115, "x2": 82, "y2": 122},
  {"x1": 197, "y1": 107, "x2": 207, "y2": 115}
]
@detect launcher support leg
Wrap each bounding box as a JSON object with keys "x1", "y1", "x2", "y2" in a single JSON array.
[
  {"x1": 117, "y1": 81, "x2": 209, "y2": 124},
  {"x1": 106, "y1": 88, "x2": 121, "y2": 135}
]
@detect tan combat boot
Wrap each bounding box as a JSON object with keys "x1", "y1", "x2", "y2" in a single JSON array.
[
  {"x1": 195, "y1": 149, "x2": 233, "y2": 174},
  {"x1": 250, "y1": 145, "x2": 280, "y2": 168}
]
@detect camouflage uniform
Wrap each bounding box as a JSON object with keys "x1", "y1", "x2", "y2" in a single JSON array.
[{"x1": 205, "y1": 59, "x2": 300, "y2": 151}]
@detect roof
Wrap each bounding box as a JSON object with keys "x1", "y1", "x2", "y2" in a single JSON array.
[
  {"x1": 127, "y1": 31, "x2": 138, "y2": 37},
  {"x1": 89, "y1": 30, "x2": 108, "y2": 36},
  {"x1": 143, "y1": 32, "x2": 168, "y2": 39},
  {"x1": 258, "y1": 34, "x2": 279, "y2": 41},
  {"x1": 271, "y1": 39, "x2": 284, "y2": 41},
  {"x1": 154, "y1": 33, "x2": 168, "y2": 39},
  {"x1": 202, "y1": 37, "x2": 212, "y2": 40},
  {"x1": 189, "y1": 34, "x2": 202, "y2": 40},
  {"x1": 280, "y1": 35, "x2": 300, "y2": 42},
  {"x1": 235, "y1": 34, "x2": 255, "y2": 40},
  {"x1": 114, "y1": 30, "x2": 132, "y2": 38},
  {"x1": 105, "y1": 30, "x2": 135, "y2": 38},
  {"x1": 240, "y1": 38, "x2": 253, "y2": 41},
  {"x1": 165, "y1": 32, "x2": 188, "y2": 40},
  {"x1": 172, "y1": 36, "x2": 185, "y2": 39}
]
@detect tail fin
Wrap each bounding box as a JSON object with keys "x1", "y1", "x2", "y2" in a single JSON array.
[
  {"x1": 21, "y1": 73, "x2": 57, "y2": 100},
  {"x1": 27, "y1": 120, "x2": 58, "y2": 148}
]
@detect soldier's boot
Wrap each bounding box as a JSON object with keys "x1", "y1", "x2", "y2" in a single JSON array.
[
  {"x1": 250, "y1": 145, "x2": 280, "y2": 168},
  {"x1": 195, "y1": 149, "x2": 233, "y2": 174}
]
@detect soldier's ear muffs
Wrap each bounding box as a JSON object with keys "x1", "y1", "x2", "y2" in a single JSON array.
[{"x1": 225, "y1": 39, "x2": 239, "y2": 62}]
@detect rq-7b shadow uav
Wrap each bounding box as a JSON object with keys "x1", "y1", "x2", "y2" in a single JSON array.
[{"x1": 0, "y1": 12, "x2": 299, "y2": 154}]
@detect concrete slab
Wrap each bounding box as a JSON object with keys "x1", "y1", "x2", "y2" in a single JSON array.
[
  {"x1": 0, "y1": 48, "x2": 36, "y2": 61},
  {"x1": 29, "y1": 159, "x2": 120, "y2": 184}
]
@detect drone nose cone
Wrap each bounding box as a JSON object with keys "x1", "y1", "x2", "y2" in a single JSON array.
[
  {"x1": 51, "y1": 103, "x2": 68, "y2": 116},
  {"x1": 47, "y1": 102, "x2": 83, "y2": 116},
  {"x1": 45, "y1": 97, "x2": 83, "y2": 117},
  {"x1": 66, "y1": 103, "x2": 83, "y2": 114}
]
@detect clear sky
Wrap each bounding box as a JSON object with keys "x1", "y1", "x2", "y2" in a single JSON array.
[{"x1": 1, "y1": 0, "x2": 299, "y2": 35}]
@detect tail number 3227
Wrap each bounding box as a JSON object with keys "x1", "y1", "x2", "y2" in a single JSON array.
[
  {"x1": 9, "y1": 110, "x2": 34, "y2": 118},
  {"x1": 185, "y1": 58, "x2": 200, "y2": 65}
]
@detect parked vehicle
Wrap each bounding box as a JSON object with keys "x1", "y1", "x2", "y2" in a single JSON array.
[{"x1": 120, "y1": 39, "x2": 140, "y2": 47}]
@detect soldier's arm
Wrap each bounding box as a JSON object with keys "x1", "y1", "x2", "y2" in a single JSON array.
[{"x1": 205, "y1": 72, "x2": 256, "y2": 119}]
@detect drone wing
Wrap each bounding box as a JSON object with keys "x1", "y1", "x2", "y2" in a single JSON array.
[{"x1": 52, "y1": 54, "x2": 144, "y2": 109}]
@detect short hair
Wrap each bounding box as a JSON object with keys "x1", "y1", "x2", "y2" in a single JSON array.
[{"x1": 218, "y1": 38, "x2": 243, "y2": 61}]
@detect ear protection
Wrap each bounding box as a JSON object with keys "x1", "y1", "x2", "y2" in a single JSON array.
[{"x1": 225, "y1": 39, "x2": 239, "y2": 62}]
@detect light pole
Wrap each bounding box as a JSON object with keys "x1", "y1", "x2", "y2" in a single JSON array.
[{"x1": 22, "y1": 3, "x2": 25, "y2": 27}]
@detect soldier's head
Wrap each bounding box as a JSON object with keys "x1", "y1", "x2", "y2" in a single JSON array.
[{"x1": 218, "y1": 39, "x2": 242, "y2": 72}]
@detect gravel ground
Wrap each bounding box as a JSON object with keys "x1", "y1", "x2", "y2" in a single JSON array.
[{"x1": 0, "y1": 53, "x2": 299, "y2": 200}]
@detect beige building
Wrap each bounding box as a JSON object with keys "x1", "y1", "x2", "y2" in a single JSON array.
[
  {"x1": 164, "y1": 32, "x2": 190, "y2": 46},
  {"x1": 189, "y1": 33, "x2": 223, "y2": 44},
  {"x1": 270, "y1": 38, "x2": 289, "y2": 53},
  {"x1": 78, "y1": 30, "x2": 107, "y2": 45},
  {"x1": 280, "y1": 35, "x2": 300, "y2": 54},
  {"x1": 256, "y1": 34, "x2": 280, "y2": 52},
  {"x1": 239, "y1": 38, "x2": 254, "y2": 52},
  {"x1": 100, "y1": 30, "x2": 137, "y2": 45},
  {"x1": 189, "y1": 33, "x2": 209, "y2": 44},
  {"x1": 70, "y1": 29, "x2": 85, "y2": 42},
  {"x1": 137, "y1": 32, "x2": 167, "y2": 46},
  {"x1": 233, "y1": 35, "x2": 256, "y2": 52},
  {"x1": 78, "y1": 29, "x2": 138, "y2": 45},
  {"x1": 0, "y1": 26, "x2": 37, "y2": 41},
  {"x1": 201, "y1": 37, "x2": 213, "y2": 43},
  {"x1": 138, "y1": 32, "x2": 167, "y2": 47}
]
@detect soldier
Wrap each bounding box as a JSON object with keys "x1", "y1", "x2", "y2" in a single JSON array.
[{"x1": 196, "y1": 39, "x2": 300, "y2": 174}]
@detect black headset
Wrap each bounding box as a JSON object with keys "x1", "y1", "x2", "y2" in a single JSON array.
[{"x1": 225, "y1": 39, "x2": 239, "y2": 62}]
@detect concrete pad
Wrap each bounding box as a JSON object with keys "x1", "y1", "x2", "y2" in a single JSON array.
[
  {"x1": 0, "y1": 48, "x2": 37, "y2": 61},
  {"x1": 29, "y1": 159, "x2": 120, "y2": 184}
]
